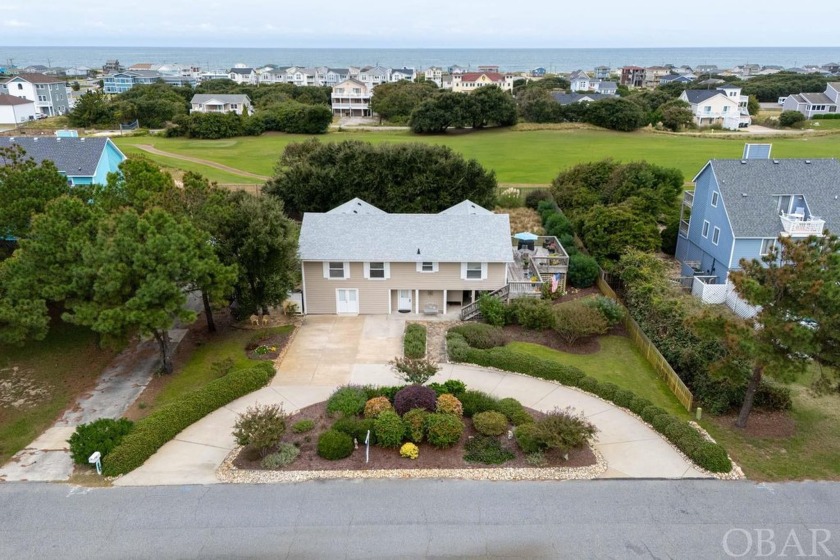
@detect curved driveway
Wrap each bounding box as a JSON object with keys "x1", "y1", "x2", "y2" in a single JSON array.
[{"x1": 114, "y1": 316, "x2": 710, "y2": 485}]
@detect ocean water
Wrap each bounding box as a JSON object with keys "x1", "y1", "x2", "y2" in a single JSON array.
[{"x1": 1, "y1": 46, "x2": 840, "y2": 73}]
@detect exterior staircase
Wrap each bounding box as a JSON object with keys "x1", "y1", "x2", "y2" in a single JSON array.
[{"x1": 459, "y1": 284, "x2": 510, "y2": 321}]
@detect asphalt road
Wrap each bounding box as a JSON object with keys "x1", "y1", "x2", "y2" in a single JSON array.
[{"x1": 2, "y1": 480, "x2": 839, "y2": 559}]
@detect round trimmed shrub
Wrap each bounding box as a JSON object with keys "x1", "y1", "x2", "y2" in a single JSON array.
[
  {"x1": 69, "y1": 418, "x2": 134, "y2": 465},
  {"x1": 692, "y1": 442, "x2": 732, "y2": 473},
  {"x1": 364, "y1": 396, "x2": 393, "y2": 419},
  {"x1": 568, "y1": 254, "x2": 600, "y2": 288},
  {"x1": 525, "y1": 189, "x2": 553, "y2": 210},
  {"x1": 436, "y1": 394, "x2": 463, "y2": 417},
  {"x1": 332, "y1": 416, "x2": 376, "y2": 445},
  {"x1": 593, "y1": 382, "x2": 620, "y2": 402},
  {"x1": 496, "y1": 398, "x2": 534, "y2": 426},
  {"x1": 473, "y1": 411, "x2": 509, "y2": 436},
  {"x1": 611, "y1": 389, "x2": 636, "y2": 409},
  {"x1": 627, "y1": 396, "x2": 653, "y2": 416},
  {"x1": 663, "y1": 423, "x2": 703, "y2": 455},
  {"x1": 373, "y1": 410, "x2": 406, "y2": 448},
  {"x1": 393, "y1": 385, "x2": 437, "y2": 416},
  {"x1": 400, "y1": 442, "x2": 419, "y2": 460},
  {"x1": 514, "y1": 423, "x2": 541, "y2": 454},
  {"x1": 576, "y1": 376, "x2": 600, "y2": 394},
  {"x1": 425, "y1": 413, "x2": 464, "y2": 448},
  {"x1": 317, "y1": 430, "x2": 354, "y2": 460},
  {"x1": 459, "y1": 390, "x2": 499, "y2": 417},
  {"x1": 651, "y1": 413, "x2": 677, "y2": 433},
  {"x1": 403, "y1": 408, "x2": 429, "y2": 443},
  {"x1": 326, "y1": 386, "x2": 367, "y2": 417},
  {"x1": 640, "y1": 405, "x2": 667, "y2": 424},
  {"x1": 429, "y1": 379, "x2": 467, "y2": 397}
]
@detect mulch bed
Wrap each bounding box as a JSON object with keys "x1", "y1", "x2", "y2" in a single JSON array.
[
  {"x1": 552, "y1": 286, "x2": 601, "y2": 304},
  {"x1": 502, "y1": 324, "x2": 601, "y2": 355},
  {"x1": 245, "y1": 329, "x2": 293, "y2": 361},
  {"x1": 710, "y1": 411, "x2": 796, "y2": 439},
  {"x1": 233, "y1": 401, "x2": 597, "y2": 472}
]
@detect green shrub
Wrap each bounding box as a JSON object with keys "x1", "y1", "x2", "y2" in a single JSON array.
[
  {"x1": 373, "y1": 410, "x2": 407, "y2": 448},
  {"x1": 403, "y1": 323, "x2": 427, "y2": 359},
  {"x1": 69, "y1": 418, "x2": 134, "y2": 466},
  {"x1": 627, "y1": 396, "x2": 654, "y2": 416},
  {"x1": 473, "y1": 411, "x2": 509, "y2": 436},
  {"x1": 691, "y1": 442, "x2": 732, "y2": 473},
  {"x1": 477, "y1": 294, "x2": 506, "y2": 327},
  {"x1": 779, "y1": 110, "x2": 805, "y2": 127},
  {"x1": 577, "y1": 376, "x2": 600, "y2": 394},
  {"x1": 525, "y1": 450, "x2": 548, "y2": 467},
  {"x1": 525, "y1": 189, "x2": 554, "y2": 210},
  {"x1": 464, "y1": 435, "x2": 515, "y2": 464},
  {"x1": 326, "y1": 386, "x2": 368, "y2": 417},
  {"x1": 436, "y1": 394, "x2": 464, "y2": 417},
  {"x1": 558, "y1": 233, "x2": 578, "y2": 256},
  {"x1": 232, "y1": 403, "x2": 287, "y2": 457},
  {"x1": 459, "y1": 390, "x2": 500, "y2": 417},
  {"x1": 568, "y1": 254, "x2": 600, "y2": 288},
  {"x1": 754, "y1": 383, "x2": 793, "y2": 411},
  {"x1": 425, "y1": 413, "x2": 464, "y2": 448},
  {"x1": 291, "y1": 419, "x2": 315, "y2": 434},
  {"x1": 364, "y1": 396, "x2": 394, "y2": 419},
  {"x1": 317, "y1": 430, "x2": 354, "y2": 460},
  {"x1": 448, "y1": 324, "x2": 506, "y2": 349},
  {"x1": 611, "y1": 389, "x2": 636, "y2": 409},
  {"x1": 514, "y1": 423, "x2": 541, "y2": 453},
  {"x1": 640, "y1": 405, "x2": 668, "y2": 424},
  {"x1": 497, "y1": 187, "x2": 523, "y2": 208},
  {"x1": 651, "y1": 413, "x2": 676, "y2": 433},
  {"x1": 103, "y1": 362, "x2": 274, "y2": 476},
  {"x1": 261, "y1": 443, "x2": 300, "y2": 469},
  {"x1": 507, "y1": 298, "x2": 556, "y2": 330},
  {"x1": 529, "y1": 407, "x2": 597, "y2": 453},
  {"x1": 544, "y1": 212, "x2": 574, "y2": 238},
  {"x1": 496, "y1": 398, "x2": 534, "y2": 426},
  {"x1": 332, "y1": 416, "x2": 376, "y2": 445},
  {"x1": 363, "y1": 385, "x2": 403, "y2": 401},
  {"x1": 403, "y1": 408, "x2": 429, "y2": 443},
  {"x1": 584, "y1": 295, "x2": 625, "y2": 326},
  {"x1": 389, "y1": 356, "x2": 439, "y2": 385},
  {"x1": 428, "y1": 379, "x2": 467, "y2": 397},
  {"x1": 553, "y1": 301, "x2": 609, "y2": 344}
]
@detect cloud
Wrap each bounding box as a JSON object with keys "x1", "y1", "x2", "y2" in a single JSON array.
[{"x1": 3, "y1": 18, "x2": 31, "y2": 28}]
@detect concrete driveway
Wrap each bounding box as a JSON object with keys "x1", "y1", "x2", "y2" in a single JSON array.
[{"x1": 114, "y1": 315, "x2": 711, "y2": 485}]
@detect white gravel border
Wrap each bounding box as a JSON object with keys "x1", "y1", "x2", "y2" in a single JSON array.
[{"x1": 216, "y1": 445, "x2": 607, "y2": 483}]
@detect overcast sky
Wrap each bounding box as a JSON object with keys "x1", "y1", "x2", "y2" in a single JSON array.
[{"x1": 1, "y1": 0, "x2": 837, "y2": 48}]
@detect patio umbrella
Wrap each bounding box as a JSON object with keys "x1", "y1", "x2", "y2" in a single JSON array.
[{"x1": 513, "y1": 232, "x2": 539, "y2": 241}]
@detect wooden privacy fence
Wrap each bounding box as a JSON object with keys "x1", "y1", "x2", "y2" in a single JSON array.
[{"x1": 597, "y1": 274, "x2": 694, "y2": 412}]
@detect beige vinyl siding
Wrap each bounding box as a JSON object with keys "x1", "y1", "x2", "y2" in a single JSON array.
[{"x1": 302, "y1": 261, "x2": 507, "y2": 314}]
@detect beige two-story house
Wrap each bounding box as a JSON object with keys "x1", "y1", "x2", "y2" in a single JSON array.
[{"x1": 298, "y1": 199, "x2": 514, "y2": 315}]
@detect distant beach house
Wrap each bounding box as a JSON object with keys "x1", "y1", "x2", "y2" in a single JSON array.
[
  {"x1": 451, "y1": 72, "x2": 514, "y2": 93},
  {"x1": 228, "y1": 67, "x2": 257, "y2": 85},
  {"x1": 331, "y1": 78, "x2": 372, "y2": 117},
  {"x1": 0, "y1": 94, "x2": 37, "y2": 124},
  {"x1": 679, "y1": 86, "x2": 751, "y2": 130},
  {"x1": 190, "y1": 94, "x2": 252, "y2": 115},
  {"x1": 782, "y1": 82, "x2": 839, "y2": 119},
  {"x1": 0, "y1": 73, "x2": 70, "y2": 117},
  {"x1": 0, "y1": 137, "x2": 127, "y2": 186}
]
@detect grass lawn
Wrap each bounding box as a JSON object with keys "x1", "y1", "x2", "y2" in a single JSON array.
[
  {"x1": 505, "y1": 337, "x2": 689, "y2": 418},
  {"x1": 0, "y1": 321, "x2": 119, "y2": 464},
  {"x1": 140, "y1": 325, "x2": 293, "y2": 414},
  {"x1": 114, "y1": 128, "x2": 840, "y2": 186},
  {"x1": 117, "y1": 142, "x2": 263, "y2": 185},
  {"x1": 700, "y1": 365, "x2": 840, "y2": 481}
]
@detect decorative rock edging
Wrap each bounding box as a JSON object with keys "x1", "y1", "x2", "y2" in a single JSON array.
[
  {"x1": 445, "y1": 362, "x2": 744, "y2": 480},
  {"x1": 216, "y1": 446, "x2": 607, "y2": 484}
]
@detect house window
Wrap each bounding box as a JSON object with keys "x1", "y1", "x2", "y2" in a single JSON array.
[
  {"x1": 230, "y1": 104, "x2": 238, "y2": 109},
  {"x1": 465, "y1": 262, "x2": 482, "y2": 279},
  {"x1": 711, "y1": 192, "x2": 719, "y2": 207},
  {"x1": 722, "y1": 106, "x2": 729, "y2": 113},
  {"x1": 712, "y1": 227, "x2": 721, "y2": 245},
  {"x1": 702, "y1": 220, "x2": 710, "y2": 238},
  {"x1": 417, "y1": 261, "x2": 438, "y2": 273},
  {"x1": 367, "y1": 262, "x2": 387, "y2": 279},
  {"x1": 328, "y1": 262, "x2": 346, "y2": 279},
  {"x1": 704, "y1": 106, "x2": 711, "y2": 113},
  {"x1": 760, "y1": 238, "x2": 776, "y2": 256},
  {"x1": 17, "y1": 83, "x2": 23, "y2": 90}
]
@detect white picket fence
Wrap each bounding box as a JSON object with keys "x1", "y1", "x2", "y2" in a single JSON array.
[{"x1": 692, "y1": 276, "x2": 759, "y2": 318}]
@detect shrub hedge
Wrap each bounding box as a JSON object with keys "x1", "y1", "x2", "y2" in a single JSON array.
[
  {"x1": 403, "y1": 323, "x2": 427, "y2": 359},
  {"x1": 102, "y1": 362, "x2": 275, "y2": 476},
  {"x1": 445, "y1": 330, "x2": 732, "y2": 473},
  {"x1": 69, "y1": 418, "x2": 134, "y2": 466}
]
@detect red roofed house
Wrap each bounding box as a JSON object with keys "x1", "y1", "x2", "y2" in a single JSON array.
[{"x1": 451, "y1": 72, "x2": 514, "y2": 93}]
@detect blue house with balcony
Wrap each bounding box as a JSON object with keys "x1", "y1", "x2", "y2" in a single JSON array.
[
  {"x1": 0, "y1": 136, "x2": 127, "y2": 186},
  {"x1": 675, "y1": 154, "x2": 840, "y2": 305}
]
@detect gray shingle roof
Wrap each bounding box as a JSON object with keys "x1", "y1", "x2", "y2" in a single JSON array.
[
  {"x1": 299, "y1": 200, "x2": 512, "y2": 262},
  {"x1": 550, "y1": 92, "x2": 608, "y2": 104},
  {"x1": 0, "y1": 137, "x2": 113, "y2": 176},
  {"x1": 229, "y1": 68, "x2": 254, "y2": 74},
  {"x1": 190, "y1": 94, "x2": 250, "y2": 105},
  {"x1": 327, "y1": 198, "x2": 386, "y2": 215},
  {"x1": 709, "y1": 159, "x2": 840, "y2": 238},
  {"x1": 799, "y1": 92, "x2": 834, "y2": 105},
  {"x1": 683, "y1": 90, "x2": 725, "y2": 104},
  {"x1": 438, "y1": 200, "x2": 493, "y2": 215}
]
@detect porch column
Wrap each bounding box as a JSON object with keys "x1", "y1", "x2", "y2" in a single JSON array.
[
  {"x1": 415, "y1": 289, "x2": 419, "y2": 314},
  {"x1": 443, "y1": 290, "x2": 447, "y2": 315},
  {"x1": 388, "y1": 289, "x2": 392, "y2": 314}
]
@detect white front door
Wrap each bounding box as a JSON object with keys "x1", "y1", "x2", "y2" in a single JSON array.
[
  {"x1": 336, "y1": 289, "x2": 359, "y2": 314},
  {"x1": 397, "y1": 289, "x2": 412, "y2": 312}
]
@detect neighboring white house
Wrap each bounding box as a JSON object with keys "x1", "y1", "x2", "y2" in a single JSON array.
[
  {"x1": 190, "y1": 94, "x2": 252, "y2": 115},
  {"x1": 0, "y1": 93, "x2": 37, "y2": 124},
  {"x1": 568, "y1": 70, "x2": 592, "y2": 92},
  {"x1": 679, "y1": 86, "x2": 751, "y2": 130},
  {"x1": 228, "y1": 67, "x2": 257, "y2": 85},
  {"x1": 331, "y1": 78, "x2": 372, "y2": 117},
  {"x1": 359, "y1": 66, "x2": 391, "y2": 87},
  {"x1": 0, "y1": 73, "x2": 70, "y2": 117},
  {"x1": 451, "y1": 72, "x2": 514, "y2": 92},
  {"x1": 782, "y1": 82, "x2": 840, "y2": 119},
  {"x1": 424, "y1": 66, "x2": 443, "y2": 86},
  {"x1": 390, "y1": 68, "x2": 416, "y2": 82}
]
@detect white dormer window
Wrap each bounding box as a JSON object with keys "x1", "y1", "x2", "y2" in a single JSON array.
[
  {"x1": 417, "y1": 261, "x2": 438, "y2": 273},
  {"x1": 462, "y1": 262, "x2": 487, "y2": 280},
  {"x1": 711, "y1": 192, "x2": 719, "y2": 207},
  {"x1": 324, "y1": 261, "x2": 349, "y2": 279},
  {"x1": 364, "y1": 262, "x2": 389, "y2": 279}
]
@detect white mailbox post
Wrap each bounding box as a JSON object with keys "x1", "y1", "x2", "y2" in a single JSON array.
[{"x1": 88, "y1": 451, "x2": 102, "y2": 475}]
